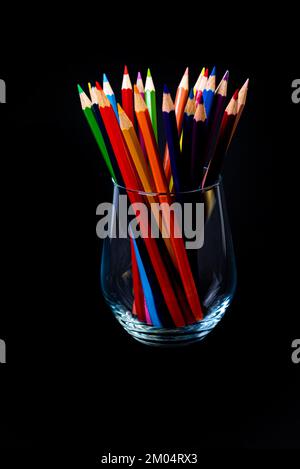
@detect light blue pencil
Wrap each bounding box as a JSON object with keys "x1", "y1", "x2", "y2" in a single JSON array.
[{"x1": 103, "y1": 73, "x2": 119, "y2": 121}]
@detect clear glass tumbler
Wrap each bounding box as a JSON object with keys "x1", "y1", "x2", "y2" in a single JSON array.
[{"x1": 100, "y1": 179, "x2": 236, "y2": 346}]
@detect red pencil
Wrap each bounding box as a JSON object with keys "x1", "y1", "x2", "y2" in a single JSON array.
[
  {"x1": 121, "y1": 65, "x2": 134, "y2": 124},
  {"x1": 96, "y1": 86, "x2": 187, "y2": 327},
  {"x1": 203, "y1": 89, "x2": 239, "y2": 187}
]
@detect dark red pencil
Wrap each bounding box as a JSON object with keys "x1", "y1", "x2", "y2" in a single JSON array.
[
  {"x1": 121, "y1": 65, "x2": 134, "y2": 124},
  {"x1": 203, "y1": 89, "x2": 239, "y2": 187}
]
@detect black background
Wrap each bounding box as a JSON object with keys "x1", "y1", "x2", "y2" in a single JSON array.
[{"x1": 0, "y1": 7, "x2": 299, "y2": 460}]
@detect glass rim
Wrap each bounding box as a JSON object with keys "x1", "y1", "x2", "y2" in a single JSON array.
[{"x1": 112, "y1": 177, "x2": 221, "y2": 196}]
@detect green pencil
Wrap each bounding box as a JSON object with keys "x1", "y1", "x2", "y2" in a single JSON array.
[
  {"x1": 78, "y1": 84, "x2": 116, "y2": 181},
  {"x1": 145, "y1": 69, "x2": 158, "y2": 144}
]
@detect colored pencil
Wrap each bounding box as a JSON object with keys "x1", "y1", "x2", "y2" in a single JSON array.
[
  {"x1": 203, "y1": 70, "x2": 229, "y2": 170},
  {"x1": 97, "y1": 86, "x2": 187, "y2": 326},
  {"x1": 136, "y1": 71, "x2": 147, "y2": 156},
  {"x1": 228, "y1": 78, "x2": 249, "y2": 145},
  {"x1": 135, "y1": 85, "x2": 203, "y2": 322},
  {"x1": 103, "y1": 73, "x2": 119, "y2": 121},
  {"x1": 191, "y1": 94, "x2": 207, "y2": 188},
  {"x1": 78, "y1": 85, "x2": 117, "y2": 182},
  {"x1": 121, "y1": 65, "x2": 134, "y2": 124},
  {"x1": 118, "y1": 103, "x2": 178, "y2": 265},
  {"x1": 174, "y1": 67, "x2": 189, "y2": 130},
  {"x1": 145, "y1": 68, "x2": 158, "y2": 143},
  {"x1": 130, "y1": 237, "x2": 147, "y2": 323},
  {"x1": 203, "y1": 89, "x2": 239, "y2": 187},
  {"x1": 193, "y1": 67, "x2": 205, "y2": 94},
  {"x1": 89, "y1": 82, "x2": 122, "y2": 184},
  {"x1": 181, "y1": 88, "x2": 196, "y2": 189},
  {"x1": 163, "y1": 67, "x2": 189, "y2": 183},
  {"x1": 130, "y1": 235, "x2": 162, "y2": 326},
  {"x1": 79, "y1": 65, "x2": 249, "y2": 329},
  {"x1": 134, "y1": 85, "x2": 168, "y2": 193},
  {"x1": 195, "y1": 68, "x2": 209, "y2": 102},
  {"x1": 136, "y1": 71, "x2": 145, "y2": 99},
  {"x1": 203, "y1": 66, "x2": 216, "y2": 118},
  {"x1": 162, "y1": 85, "x2": 182, "y2": 193}
]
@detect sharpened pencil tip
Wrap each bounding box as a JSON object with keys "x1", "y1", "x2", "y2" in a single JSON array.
[
  {"x1": 184, "y1": 67, "x2": 189, "y2": 75},
  {"x1": 133, "y1": 84, "x2": 139, "y2": 93},
  {"x1": 189, "y1": 88, "x2": 194, "y2": 99},
  {"x1": 210, "y1": 66, "x2": 216, "y2": 76},
  {"x1": 95, "y1": 81, "x2": 102, "y2": 91},
  {"x1": 137, "y1": 71, "x2": 142, "y2": 80},
  {"x1": 204, "y1": 68, "x2": 209, "y2": 77},
  {"x1": 103, "y1": 73, "x2": 108, "y2": 83},
  {"x1": 77, "y1": 84, "x2": 84, "y2": 94},
  {"x1": 117, "y1": 103, "x2": 123, "y2": 112},
  {"x1": 201, "y1": 67, "x2": 205, "y2": 75},
  {"x1": 124, "y1": 65, "x2": 128, "y2": 75},
  {"x1": 244, "y1": 78, "x2": 250, "y2": 88},
  {"x1": 223, "y1": 70, "x2": 229, "y2": 81},
  {"x1": 163, "y1": 84, "x2": 170, "y2": 94},
  {"x1": 233, "y1": 89, "x2": 239, "y2": 100},
  {"x1": 147, "y1": 68, "x2": 151, "y2": 77}
]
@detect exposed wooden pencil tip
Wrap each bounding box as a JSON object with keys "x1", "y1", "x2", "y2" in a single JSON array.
[
  {"x1": 189, "y1": 88, "x2": 194, "y2": 99},
  {"x1": 77, "y1": 84, "x2": 83, "y2": 94},
  {"x1": 200, "y1": 66, "x2": 205, "y2": 75},
  {"x1": 210, "y1": 66, "x2": 216, "y2": 76},
  {"x1": 137, "y1": 71, "x2": 142, "y2": 80},
  {"x1": 204, "y1": 68, "x2": 209, "y2": 77},
  {"x1": 117, "y1": 103, "x2": 123, "y2": 112},
  {"x1": 124, "y1": 65, "x2": 128, "y2": 74},
  {"x1": 147, "y1": 68, "x2": 151, "y2": 77},
  {"x1": 95, "y1": 81, "x2": 102, "y2": 91},
  {"x1": 195, "y1": 90, "x2": 203, "y2": 104},
  {"x1": 163, "y1": 84, "x2": 170, "y2": 94},
  {"x1": 233, "y1": 89, "x2": 239, "y2": 100},
  {"x1": 133, "y1": 84, "x2": 139, "y2": 93},
  {"x1": 184, "y1": 67, "x2": 189, "y2": 75},
  {"x1": 103, "y1": 73, "x2": 108, "y2": 83}
]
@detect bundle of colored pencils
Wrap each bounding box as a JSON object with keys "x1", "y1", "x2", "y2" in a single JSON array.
[{"x1": 78, "y1": 66, "x2": 249, "y2": 328}]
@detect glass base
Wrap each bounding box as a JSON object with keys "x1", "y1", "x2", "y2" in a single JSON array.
[{"x1": 109, "y1": 296, "x2": 232, "y2": 347}]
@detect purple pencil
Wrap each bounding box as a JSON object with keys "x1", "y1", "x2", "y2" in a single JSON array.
[
  {"x1": 136, "y1": 71, "x2": 145, "y2": 99},
  {"x1": 203, "y1": 70, "x2": 229, "y2": 169}
]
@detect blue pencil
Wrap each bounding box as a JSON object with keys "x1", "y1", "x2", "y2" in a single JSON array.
[
  {"x1": 203, "y1": 66, "x2": 216, "y2": 119},
  {"x1": 103, "y1": 73, "x2": 119, "y2": 121},
  {"x1": 130, "y1": 233, "x2": 162, "y2": 327},
  {"x1": 162, "y1": 85, "x2": 182, "y2": 193}
]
